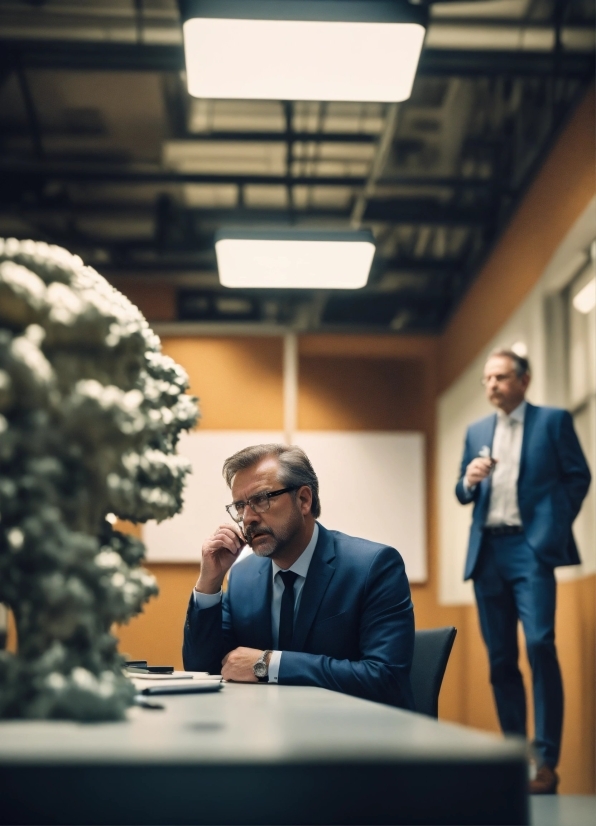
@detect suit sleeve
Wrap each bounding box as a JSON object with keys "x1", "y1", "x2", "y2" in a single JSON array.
[
  {"x1": 455, "y1": 428, "x2": 478, "y2": 504},
  {"x1": 182, "y1": 574, "x2": 238, "y2": 674},
  {"x1": 555, "y1": 410, "x2": 591, "y2": 519},
  {"x1": 277, "y1": 546, "x2": 415, "y2": 709}
]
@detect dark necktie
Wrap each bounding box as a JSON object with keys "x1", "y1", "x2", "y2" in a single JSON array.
[{"x1": 278, "y1": 570, "x2": 299, "y2": 651}]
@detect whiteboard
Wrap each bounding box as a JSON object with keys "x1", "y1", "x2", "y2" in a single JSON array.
[
  {"x1": 144, "y1": 430, "x2": 427, "y2": 583},
  {"x1": 144, "y1": 431, "x2": 283, "y2": 562},
  {"x1": 293, "y1": 432, "x2": 426, "y2": 583}
]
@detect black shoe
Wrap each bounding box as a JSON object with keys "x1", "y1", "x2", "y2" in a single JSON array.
[{"x1": 529, "y1": 765, "x2": 559, "y2": 795}]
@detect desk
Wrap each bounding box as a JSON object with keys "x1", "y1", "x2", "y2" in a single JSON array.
[{"x1": 0, "y1": 684, "x2": 527, "y2": 825}]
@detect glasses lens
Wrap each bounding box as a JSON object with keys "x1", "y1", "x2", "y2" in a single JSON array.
[
  {"x1": 249, "y1": 493, "x2": 270, "y2": 514},
  {"x1": 227, "y1": 492, "x2": 271, "y2": 522}
]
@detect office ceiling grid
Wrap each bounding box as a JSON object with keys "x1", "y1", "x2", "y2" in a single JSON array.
[{"x1": 0, "y1": 0, "x2": 594, "y2": 332}]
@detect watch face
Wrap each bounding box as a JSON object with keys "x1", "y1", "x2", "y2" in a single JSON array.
[{"x1": 253, "y1": 660, "x2": 267, "y2": 678}]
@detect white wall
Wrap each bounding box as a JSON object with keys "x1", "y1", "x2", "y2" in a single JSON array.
[
  {"x1": 295, "y1": 432, "x2": 426, "y2": 582},
  {"x1": 438, "y1": 196, "x2": 596, "y2": 606}
]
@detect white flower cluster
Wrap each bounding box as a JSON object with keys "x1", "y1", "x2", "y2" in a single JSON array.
[{"x1": 0, "y1": 239, "x2": 199, "y2": 720}]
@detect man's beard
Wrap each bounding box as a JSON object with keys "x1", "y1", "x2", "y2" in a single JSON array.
[{"x1": 245, "y1": 516, "x2": 299, "y2": 559}]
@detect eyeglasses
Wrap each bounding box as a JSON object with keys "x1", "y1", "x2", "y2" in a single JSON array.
[
  {"x1": 225, "y1": 487, "x2": 298, "y2": 523},
  {"x1": 481, "y1": 371, "x2": 516, "y2": 386}
]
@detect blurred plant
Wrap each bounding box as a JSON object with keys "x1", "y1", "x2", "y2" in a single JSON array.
[{"x1": 0, "y1": 239, "x2": 199, "y2": 720}]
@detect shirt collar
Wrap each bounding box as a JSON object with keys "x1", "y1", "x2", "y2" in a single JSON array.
[
  {"x1": 272, "y1": 522, "x2": 319, "y2": 580},
  {"x1": 498, "y1": 400, "x2": 527, "y2": 424}
]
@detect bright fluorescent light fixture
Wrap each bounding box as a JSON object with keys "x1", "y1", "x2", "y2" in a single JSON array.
[
  {"x1": 215, "y1": 229, "x2": 376, "y2": 289},
  {"x1": 180, "y1": 0, "x2": 427, "y2": 102},
  {"x1": 573, "y1": 277, "x2": 596, "y2": 314}
]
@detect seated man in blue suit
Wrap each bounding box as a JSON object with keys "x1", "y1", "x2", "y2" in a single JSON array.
[
  {"x1": 183, "y1": 443, "x2": 415, "y2": 709},
  {"x1": 456, "y1": 349, "x2": 591, "y2": 794}
]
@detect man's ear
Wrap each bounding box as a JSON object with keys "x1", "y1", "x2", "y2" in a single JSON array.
[{"x1": 297, "y1": 485, "x2": 313, "y2": 515}]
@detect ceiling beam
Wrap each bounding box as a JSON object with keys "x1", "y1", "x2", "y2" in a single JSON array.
[
  {"x1": 0, "y1": 162, "x2": 497, "y2": 192},
  {"x1": 374, "y1": 256, "x2": 462, "y2": 273},
  {"x1": 2, "y1": 200, "x2": 487, "y2": 231},
  {"x1": 0, "y1": 163, "x2": 367, "y2": 188},
  {"x1": 0, "y1": 41, "x2": 593, "y2": 78},
  {"x1": 363, "y1": 199, "x2": 488, "y2": 226},
  {"x1": 177, "y1": 131, "x2": 379, "y2": 144}
]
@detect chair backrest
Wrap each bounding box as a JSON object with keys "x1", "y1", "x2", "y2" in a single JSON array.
[{"x1": 410, "y1": 626, "x2": 457, "y2": 718}]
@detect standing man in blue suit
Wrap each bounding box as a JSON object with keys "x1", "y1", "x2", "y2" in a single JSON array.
[
  {"x1": 183, "y1": 443, "x2": 415, "y2": 710},
  {"x1": 456, "y1": 349, "x2": 591, "y2": 794}
]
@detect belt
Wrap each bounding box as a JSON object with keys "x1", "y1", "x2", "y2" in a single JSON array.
[{"x1": 484, "y1": 525, "x2": 524, "y2": 537}]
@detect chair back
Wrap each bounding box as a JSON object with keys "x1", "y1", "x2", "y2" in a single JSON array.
[{"x1": 410, "y1": 626, "x2": 457, "y2": 718}]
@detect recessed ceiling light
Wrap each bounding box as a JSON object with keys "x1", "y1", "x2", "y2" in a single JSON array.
[
  {"x1": 573, "y1": 277, "x2": 596, "y2": 315},
  {"x1": 215, "y1": 229, "x2": 376, "y2": 289},
  {"x1": 179, "y1": 0, "x2": 427, "y2": 102}
]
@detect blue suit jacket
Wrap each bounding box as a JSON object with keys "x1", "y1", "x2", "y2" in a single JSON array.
[
  {"x1": 183, "y1": 523, "x2": 415, "y2": 710},
  {"x1": 456, "y1": 403, "x2": 591, "y2": 580}
]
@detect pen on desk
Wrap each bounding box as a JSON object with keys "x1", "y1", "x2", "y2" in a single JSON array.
[{"x1": 134, "y1": 698, "x2": 165, "y2": 710}]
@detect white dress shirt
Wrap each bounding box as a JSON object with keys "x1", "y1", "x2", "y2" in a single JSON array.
[
  {"x1": 193, "y1": 523, "x2": 320, "y2": 683},
  {"x1": 483, "y1": 401, "x2": 526, "y2": 526}
]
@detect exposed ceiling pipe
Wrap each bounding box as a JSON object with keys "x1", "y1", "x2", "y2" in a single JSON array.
[{"x1": 351, "y1": 104, "x2": 401, "y2": 228}]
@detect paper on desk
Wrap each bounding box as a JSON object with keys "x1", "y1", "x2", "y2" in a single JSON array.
[
  {"x1": 133, "y1": 671, "x2": 198, "y2": 681},
  {"x1": 132, "y1": 675, "x2": 223, "y2": 696}
]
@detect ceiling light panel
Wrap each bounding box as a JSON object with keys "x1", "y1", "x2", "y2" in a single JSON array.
[
  {"x1": 215, "y1": 229, "x2": 375, "y2": 289},
  {"x1": 180, "y1": 1, "x2": 427, "y2": 102}
]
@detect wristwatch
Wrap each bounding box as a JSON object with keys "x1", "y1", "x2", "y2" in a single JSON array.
[{"x1": 253, "y1": 650, "x2": 272, "y2": 682}]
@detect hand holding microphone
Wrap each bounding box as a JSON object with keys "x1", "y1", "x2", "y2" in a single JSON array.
[{"x1": 465, "y1": 445, "x2": 497, "y2": 487}]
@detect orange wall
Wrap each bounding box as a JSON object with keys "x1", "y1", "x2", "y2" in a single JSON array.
[
  {"x1": 439, "y1": 82, "x2": 596, "y2": 393},
  {"x1": 434, "y1": 82, "x2": 596, "y2": 794},
  {"x1": 162, "y1": 337, "x2": 284, "y2": 430}
]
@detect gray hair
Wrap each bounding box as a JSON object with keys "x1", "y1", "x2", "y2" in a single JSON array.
[
  {"x1": 222, "y1": 444, "x2": 321, "y2": 519},
  {"x1": 488, "y1": 348, "x2": 531, "y2": 378}
]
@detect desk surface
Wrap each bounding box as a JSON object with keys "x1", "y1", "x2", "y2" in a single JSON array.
[
  {"x1": 0, "y1": 683, "x2": 522, "y2": 764},
  {"x1": 0, "y1": 684, "x2": 528, "y2": 825}
]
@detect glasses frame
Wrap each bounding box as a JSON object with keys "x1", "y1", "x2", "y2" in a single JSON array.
[
  {"x1": 480, "y1": 371, "x2": 517, "y2": 387},
  {"x1": 225, "y1": 486, "x2": 298, "y2": 523}
]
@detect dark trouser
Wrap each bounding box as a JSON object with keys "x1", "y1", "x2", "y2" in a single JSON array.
[{"x1": 473, "y1": 532, "x2": 563, "y2": 768}]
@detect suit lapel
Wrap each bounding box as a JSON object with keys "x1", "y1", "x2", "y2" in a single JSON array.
[
  {"x1": 292, "y1": 525, "x2": 336, "y2": 651},
  {"x1": 518, "y1": 402, "x2": 535, "y2": 486},
  {"x1": 249, "y1": 557, "x2": 273, "y2": 649}
]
